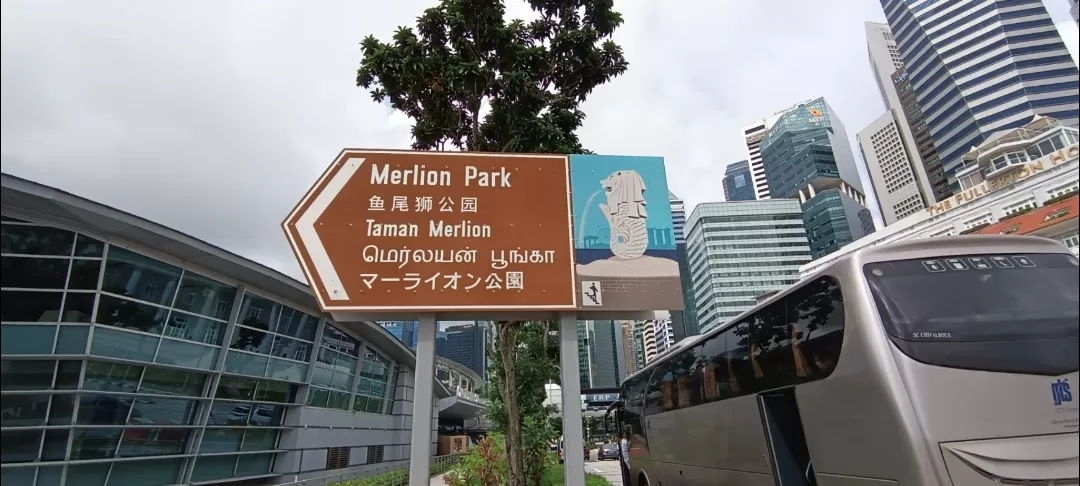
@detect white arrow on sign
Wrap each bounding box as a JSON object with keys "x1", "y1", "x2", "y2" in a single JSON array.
[{"x1": 286, "y1": 157, "x2": 367, "y2": 301}]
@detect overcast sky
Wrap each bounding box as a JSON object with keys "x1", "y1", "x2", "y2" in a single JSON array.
[{"x1": 3, "y1": 0, "x2": 1078, "y2": 280}]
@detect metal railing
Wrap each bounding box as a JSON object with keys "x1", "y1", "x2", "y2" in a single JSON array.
[{"x1": 273, "y1": 454, "x2": 464, "y2": 486}]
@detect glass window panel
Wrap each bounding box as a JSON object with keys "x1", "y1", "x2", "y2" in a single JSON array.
[
  {"x1": 74, "y1": 234, "x2": 105, "y2": 257},
  {"x1": 0, "y1": 359, "x2": 55, "y2": 390},
  {"x1": 84, "y1": 361, "x2": 142, "y2": 393},
  {"x1": 173, "y1": 272, "x2": 236, "y2": 320},
  {"x1": 223, "y1": 351, "x2": 269, "y2": 377},
  {"x1": 331, "y1": 369, "x2": 353, "y2": 391},
  {"x1": 248, "y1": 404, "x2": 285, "y2": 426},
  {"x1": 61, "y1": 292, "x2": 95, "y2": 322},
  {"x1": 105, "y1": 457, "x2": 182, "y2": 486},
  {"x1": 38, "y1": 466, "x2": 63, "y2": 486},
  {"x1": 48, "y1": 394, "x2": 75, "y2": 425},
  {"x1": 265, "y1": 357, "x2": 308, "y2": 382},
  {"x1": 68, "y1": 463, "x2": 110, "y2": 486},
  {"x1": 190, "y1": 455, "x2": 237, "y2": 483},
  {"x1": 237, "y1": 293, "x2": 280, "y2": 332},
  {"x1": 230, "y1": 325, "x2": 272, "y2": 354},
  {"x1": 1, "y1": 466, "x2": 36, "y2": 485},
  {"x1": 89, "y1": 326, "x2": 159, "y2": 362},
  {"x1": 311, "y1": 363, "x2": 335, "y2": 388},
  {"x1": 0, "y1": 393, "x2": 49, "y2": 426},
  {"x1": 116, "y1": 428, "x2": 191, "y2": 457},
  {"x1": 270, "y1": 335, "x2": 311, "y2": 362},
  {"x1": 199, "y1": 429, "x2": 243, "y2": 453},
  {"x1": 70, "y1": 428, "x2": 122, "y2": 460},
  {"x1": 129, "y1": 397, "x2": 198, "y2": 425},
  {"x1": 139, "y1": 367, "x2": 206, "y2": 397},
  {"x1": 164, "y1": 311, "x2": 226, "y2": 346},
  {"x1": 155, "y1": 338, "x2": 218, "y2": 370},
  {"x1": 94, "y1": 294, "x2": 168, "y2": 334},
  {"x1": 240, "y1": 428, "x2": 278, "y2": 451},
  {"x1": 77, "y1": 394, "x2": 132, "y2": 425},
  {"x1": 365, "y1": 397, "x2": 384, "y2": 414},
  {"x1": 68, "y1": 259, "x2": 102, "y2": 290},
  {"x1": 0, "y1": 324, "x2": 56, "y2": 354},
  {"x1": 41, "y1": 429, "x2": 69, "y2": 461},
  {"x1": 1, "y1": 256, "x2": 70, "y2": 289},
  {"x1": 353, "y1": 395, "x2": 368, "y2": 412},
  {"x1": 321, "y1": 325, "x2": 360, "y2": 357},
  {"x1": 55, "y1": 360, "x2": 80, "y2": 389},
  {"x1": 207, "y1": 401, "x2": 254, "y2": 426},
  {"x1": 216, "y1": 376, "x2": 259, "y2": 401},
  {"x1": 307, "y1": 387, "x2": 330, "y2": 407},
  {"x1": 254, "y1": 380, "x2": 294, "y2": 403},
  {"x1": 1, "y1": 290, "x2": 63, "y2": 322},
  {"x1": 0, "y1": 430, "x2": 41, "y2": 463},
  {"x1": 275, "y1": 306, "x2": 318, "y2": 341},
  {"x1": 327, "y1": 390, "x2": 350, "y2": 410},
  {"x1": 55, "y1": 325, "x2": 90, "y2": 353},
  {"x1": 235, "y1": 453, "x2": 274, "y2": 477},
  {"x1": 0, "y1": 225, "x2": 74, "y2": 256},
  {"x1": 101, "y1": 246, "x2": 182, "y2": 306}
]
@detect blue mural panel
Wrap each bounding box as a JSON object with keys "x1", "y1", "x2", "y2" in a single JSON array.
[{"x1": 569, "y1": 154, "x2": 682, "y2": 312}]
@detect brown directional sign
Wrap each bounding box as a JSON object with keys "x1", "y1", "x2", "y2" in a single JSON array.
[{"x1": 283, "y1": 149, "x2": 578, "y2": 312}]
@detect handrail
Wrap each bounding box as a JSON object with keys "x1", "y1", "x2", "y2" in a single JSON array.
[{"x1": 273, "y1": 453, "x2": 464, "y2": 486}]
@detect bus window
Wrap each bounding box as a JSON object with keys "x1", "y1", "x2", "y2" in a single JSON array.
[
  {"x1": 727, "y1": 321, "x2": 758, "y2": 395},
  {"x1": 864, "y1": 253, "x2": 1079, "y2": 375},
  {"x1": 752, "y1": 300, "x2": 796, "y2": 390},
  {"x1": 700, "y1": 331, "x2": 734, "y2": 402},
  {"x1": 787, "y1": 277, "x2": 845, "y2": 381}
]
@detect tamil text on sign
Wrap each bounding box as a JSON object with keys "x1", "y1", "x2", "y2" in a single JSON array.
[{"x1": 283, "y1": 150, "x2": 578, "y2": 312}]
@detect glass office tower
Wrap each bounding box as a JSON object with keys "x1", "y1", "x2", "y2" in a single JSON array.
[{"x1": 760, "y1": 97, "x2": 877, "y2": 259}]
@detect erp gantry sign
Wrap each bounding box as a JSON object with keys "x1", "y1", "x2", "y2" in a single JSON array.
[{"x1": 283, "y1": 149, "x2": 683, "y2": 313}]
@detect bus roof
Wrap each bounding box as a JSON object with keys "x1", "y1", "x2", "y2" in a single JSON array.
[{"x1": 621, "y1": 234, "x2": 1072, "y2": 385}]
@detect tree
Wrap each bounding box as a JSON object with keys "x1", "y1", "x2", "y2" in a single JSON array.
[{"x1": 356, "y1": 1, "x2": 628, "y2": 483}]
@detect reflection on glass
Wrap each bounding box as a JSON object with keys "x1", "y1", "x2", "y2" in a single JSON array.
[
  {"x1": 230, "y1": 326, "x2": 272, "y2": 354},
  {"x1": 95, "y1": 294, "x2": 169, "y2": 334},
  {"x1": 88, "y1": 327, "x2": 159, "y2": 362},
  {"x1": 254, "y1": 380, "x2": 294, "y2": 403},
  {"x1": 265, "y1": 357, "x2": 307, "y2": 382},
  {"x1": 101, "y1": 246, "x2": 182, "y2": 306},
  {"x1": 173, "y1": 272, "x2": 236, "y2": 321},
  {"x1": 156, "y1": 338, "x2": 219, "y2": 370},
  {"x1": 76, "y1": 394, "x2": 132, "y2": 425},
  {"x1": 116, "y1": 428, "x2": 191, "y2": 457},
  {"x1": 200, "y1": 429, "x2": 244, "y2": 453},
  {"x1": 216, "y1": 376, "x2": 258, "y2": 400},
  {"x1": 237, "y1": 293, "x2": 280, "y2": 333},
  {"x1": 236, "y1": 453, "x2": 274, "y2": 476},
  {"x1": 70, "y1": 429, "x2": 122, "y2": 460},
  {"x1": 61, "y1": 293, "x2": 96, "y2": 323},
  {"x1": 223, "y1": 351, "x2": 269, "y2": 377},
  {"x1": 68, "y1": 259, "x2": 102, "y2": 290},
  {"x1": 0, "y1": 430, "x2": 41, "y2": 463},
  {"x1": 0, "y1": 324, "x2": 55, "y2": 354},
  {"x1": 240, "y1": 428, "x2": 278, "y2": 451},
  {"x1": 0, "y1": 359, "x2": 55, "y2": 390},
  {"x1": 74, "y1": 234, "x2": 105, "y2": 257},
  {"x1": 0, "y1": 290, "x2": 63, "y2": 322},
  {"x1": 106, "y1": 457, "x2": 183, "y2": 485},
  {"x1": 42, "y1": 429, "x2": 69, "y2": 461},
  {"x1": 140, "y1": 368, "x2": 206, "y2": 397},
  {"x1": 55, "y1": 325, "x2": 90, "y2": 353},
  {"x1": 48, "y1": 394, "x2": 75, "y2": 425},
  {"x1": 270, "y1": 335, "x2": 311, "y2": 362},
  {"x1": 84, "y1": 361, "x2": 142, "y2": 393},
  {"x1": 164, "y1": 311, "x2": 226, "y2": 345},
  {"x1": 67, "y1": 463, "x2": 111, "y2": 486},
  {"x1": 321, "y1": 324, "x2": 360, "y2": 357},
  {"x1": 276, "y1": 306, "x2": 318, "y2": 341},
  {"x1": 0, "y1": 394, "x2": 49, "y2": 426},
  {"x1": 129, "y1": 397, "x2": 198, "y2": 425},
  {"x1": 0, "y1": 225, "x2": 74, "y2": 256},
  {"x1": 190, "y1": 455, "x2": 238, "y2": 483},
  {"x1": 1, "y1": 256, "x2": 69, "y2": 289}
]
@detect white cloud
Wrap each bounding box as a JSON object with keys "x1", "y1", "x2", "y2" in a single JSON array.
[{"x1": 2, "y1": 0, "x2": 1078, "y2": 280}]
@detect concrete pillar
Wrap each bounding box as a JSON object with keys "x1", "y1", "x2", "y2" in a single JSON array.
[
  {"x1": 409, "y1": 314, "x2": 438, "y2": 486},
  {"x1": 559, "y1": 312, "x2": 585, "y2": 486}
]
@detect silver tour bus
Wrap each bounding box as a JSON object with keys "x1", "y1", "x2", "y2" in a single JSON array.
[{"x1": 610, "y1": 235, "x2": 1079, "y2": 486}]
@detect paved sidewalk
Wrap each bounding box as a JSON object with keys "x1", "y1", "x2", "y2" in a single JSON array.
[{"x1": 430, "y1": 473, "x2": 448, "y2": 485}]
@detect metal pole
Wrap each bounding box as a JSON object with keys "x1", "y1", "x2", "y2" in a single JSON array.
[
  {"x1": 559, "y1": 312, "x2": 586, "y2": 486},
  {"x1": 409, "y1": 314, "x2": 438, "y2": 486}
]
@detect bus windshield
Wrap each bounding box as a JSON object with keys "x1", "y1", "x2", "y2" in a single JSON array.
[{"x1": 864, "y1": 252, "x2": 1079, "y2": 375}]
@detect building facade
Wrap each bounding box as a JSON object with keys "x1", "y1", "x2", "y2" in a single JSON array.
[
  {"x1": 379, "y1": 321, "x2": 419, "y2": 349},
  {"x1": 667, "y1": 191, "x2": 698, "y2": 339},
  {"x1": 880, "y1": 0, "x2": 1080, "y2": 191},
  {"x1": 894, "y1": 66, "x2": 952, "y2": 202},
  {"x1": 686, "y1": 200, "x2": 812, "y2": 332},
  {"x1": 858, "y1": 109, "x2": 931, "y2": 224},
  {"x1": 0, "y1": 174, "x2": 448, "y2": 486},
  {"x1": 743, "y1": 122, "x2": 773, "y2": 200},
  {"x1": 722, "y1": 161, "x2": 756, "y2": 202},
  {"x1": 435, "y1": 323, "x2": 485, "y2": 379},
  {"x1": 802, "y1": 116, "x2": 1079, "y2": 276},
  {"x1": 759, "y1": 97, "x2": 877, "y2": 259}
]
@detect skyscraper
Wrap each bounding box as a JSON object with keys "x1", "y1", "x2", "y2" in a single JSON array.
[
  {"x1": 880, "y1": 0, "x2": 1080, "y2": 191},
  {"x1": 858, "y1": 110, "x2": 930, "y2": 224},
  {"x1": 759, "y1": 97, "x2": 877, "y2": 259},
  {"x1": 722, "y1": 161, "x2": 756, "y2": 202},
  {"x1": 686, "y1": 200, "x2": 812, "y2": 331},
  {"x1": 862, "y1": 22, "x2": 938, "y2": 219},
  {"x1": 894, "y1": 66, "x2": 951, "y2": 202},
  {"x1": 577, "y1": 320, "x2": 624, "y2": 389},
  {"x1": 436, "y1": 323, "x2": 486, "y2": 378},
  {"x1": 743, "y1": 101, "x2": 815, "y2": 200},
  {"x1": 619, "y1": 321, "x2": 642, "y2": 376},
  {"x1": 668, "y1": 191, "x2": 697, "y2": 338}
]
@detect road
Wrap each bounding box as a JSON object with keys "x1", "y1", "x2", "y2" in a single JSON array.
[{"x1": 586, "y1": 456, "x2": 623, "y2": 486}]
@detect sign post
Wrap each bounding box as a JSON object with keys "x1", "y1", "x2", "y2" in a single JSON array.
[{"x1": 283, "y1": 149, "x2": 684, "y2": 486}]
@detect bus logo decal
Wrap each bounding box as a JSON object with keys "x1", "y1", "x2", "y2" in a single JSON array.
[{"x1": 1052, "y1": 379, "x2": 1073, "y2": 406}]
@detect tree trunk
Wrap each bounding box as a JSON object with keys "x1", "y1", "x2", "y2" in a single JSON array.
[{"x1": 496, "y1": 321, "x2": 526, "y2": 485}]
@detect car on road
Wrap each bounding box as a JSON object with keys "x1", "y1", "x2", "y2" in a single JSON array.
[{"x1": 596, "y1": 443, "x2": 620, "y2": 461}]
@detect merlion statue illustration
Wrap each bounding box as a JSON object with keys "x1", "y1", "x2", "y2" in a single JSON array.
[{"x1": 599, "y1": 170, "x2": 649, "y2": 259}]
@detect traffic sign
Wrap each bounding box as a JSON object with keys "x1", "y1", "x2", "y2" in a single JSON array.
[{"x1": 283, "y1": 149, "x2": 578, "y2": 312}]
